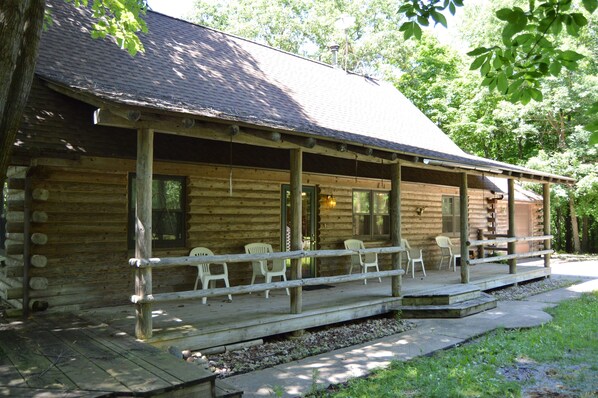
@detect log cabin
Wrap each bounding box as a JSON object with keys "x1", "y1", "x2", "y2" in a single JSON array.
[{"x1": 1, "y1": 0, "x2": 573, "y2": 349}]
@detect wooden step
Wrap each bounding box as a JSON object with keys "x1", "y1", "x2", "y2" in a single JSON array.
[
  {"x1": 215, "y1": 379, "x2": 243, "y2": 398},
  {"x1": 401, "y1": 284, "x2": 481, "y2": 306},
  {"x1": 400, "y1": 293, "x2": 497, "y2": 318}
]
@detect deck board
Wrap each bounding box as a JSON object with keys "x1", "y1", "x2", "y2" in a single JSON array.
[
  {"x1": 0, "y1": 314, "x2": 216, "y2": 397},
  {"x1": 79, "y1": 263, "x2": 550, "y2": 350}
]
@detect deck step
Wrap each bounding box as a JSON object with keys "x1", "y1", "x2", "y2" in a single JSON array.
[
  {"x1": 401, "y1": 284, "x2": 481, "y2": 306},
  {"x1": 215, "y1": 379, "x2": 243, "y2": 398},
  {"x1": 400, "y1": 292, "x2": 497, "y2": 318}
]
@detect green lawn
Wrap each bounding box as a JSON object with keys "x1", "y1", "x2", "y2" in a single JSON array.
[{"x1": 323, "y1": 292, "x2": 598, "y2": 398}]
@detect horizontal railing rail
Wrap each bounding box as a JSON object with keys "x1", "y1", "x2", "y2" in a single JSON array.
[
  {"x1": 467, "y1": 249, "x2": 554, "y2": 266},
  {"x1": 131, "y1": 269, "x2": 405, "y2": 304},
  {"x1": 129, "y1": 246, "x2": 405, "y2": 269},
  {"x1": 467, "y1": 235, "x2": 553, "y2": 247}
]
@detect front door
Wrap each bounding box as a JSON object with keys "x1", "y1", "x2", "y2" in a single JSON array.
[{"x1": 281, "y1": 185, "x2": 317, "y2": 278}]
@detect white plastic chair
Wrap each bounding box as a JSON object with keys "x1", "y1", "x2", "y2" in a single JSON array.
[
  {"x1": 401, "y1": 238, "x2": 426, "y2": 278},
  {"x1": 244, "y1": 243, "x2": 289, "y2": 298},
  {"x1": 189, "y1": 247, "x2": 232, "y2": 304},
  {"x1": 343, "y1": 239, "x2": 382, "y2": 284},
  {"x1": 435, "y1": 236, "x2": 461, "y2": 272}
]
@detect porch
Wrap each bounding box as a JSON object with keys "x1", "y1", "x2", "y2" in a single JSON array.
[{"x1": 79, "y1": 262, "x2": 549, "y2": 351}]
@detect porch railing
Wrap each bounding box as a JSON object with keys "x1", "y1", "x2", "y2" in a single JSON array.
[
  {"x1": 466, "y1": 235, "x2": 553, "y2": 266},
  {"x1": 129, "y1": 246, "x2": 406, "y2": 335}
]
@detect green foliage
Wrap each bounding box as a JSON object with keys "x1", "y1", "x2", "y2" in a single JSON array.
[
  {"x1": 63, "y1": 0, "x2": 148, "y2": 55},
  {"x1": 464, "y1": 0, "x2": 596, "y2": 104},
  {"x1": 330, "y1": 293, "x2": 598, "y2": 397},
  {"x1": 398, "y1": 0, "x2": 464, "y2": 39}
]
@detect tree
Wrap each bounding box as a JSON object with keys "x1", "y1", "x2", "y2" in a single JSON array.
[{"x1": 0, "y1": 0, "x2": 147, "y2": 186}]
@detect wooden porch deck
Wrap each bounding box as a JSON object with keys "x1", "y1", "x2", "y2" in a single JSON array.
[
  {"x1": 0, "y1": 313, "x2": 218, "y2": 397},
  {"x1": 80, "y1": 263, "x2": 550, "y2": 351}
]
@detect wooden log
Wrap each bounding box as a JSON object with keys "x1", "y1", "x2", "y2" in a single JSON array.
[
  {"x1": 131, "y1": 269, "x2": 405, "y2": 304},
  {"x1": 7, "y1": 277, "x2": 48, "y2": 299},
  {"x1": 467, "y1": 250, "x2": 554, "y2": 265},
  {"x1": 135, "y1": 127, "x2": 154, "y2": 340},
  {"x1": 460, "y1": 172, "x2": 469, "y2": 283},
  {"x1": 5, "y1": 240, "x2": 23, "y2": 255},
  {"x1": 6, "y1": 211, "x2": 48, "y2": 223},
  {"x1": 31, "y1": 255, "x2": 48, "y2": 268},
  {"x1": 7, "y1": 166, "x2": 27, "y2": 178},
  {"x1": 32, "y1": 188, "x2": 49, "y2": 201},
  {"x1": 6, "y1": 199, "x2": 24, "y2": 211},
  {"x1": 4, "y1": 255, "x2": 24, "y2": 268},
  {"x1": 290, "y1": 148, "x2": 302, "y2": 314},
  {"x1": 5, "y1": 266, "x2": 23, "y2": 278},
  {"x1": 390, "y1": 161, "x2": 402, "y2": 297},
  {"x1": 467, "y1": 235, "x2": 554, "y2": 247},
  {"x1": 131, "y1": 247, "x2": 406, "y2": 269},
  {"x1": 7, "y1": 178, "x2": 25, "y2": 190},
  {"x1": 508, "y1": 178, "x2": 516, "y2": 274},
  {"x1": 543, "y1": 183, "x2": 551, "y2": 268},
  {"x1": 3, "y1": 232, "x2": 47, "y2": 245},
  {"x1": 6, "y1": 222, "x2": 24, "y2": 233}
]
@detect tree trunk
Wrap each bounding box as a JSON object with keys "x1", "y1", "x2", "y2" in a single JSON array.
[
  {"x1": 568, "y1": 193, "x2": 580, "y2": 253},
  {"x1": 0, "y1": 0, "x2": 46, "y2": 186},
  {"x1": 581, "y1": 216, "x2": 589, "y2": 254}
]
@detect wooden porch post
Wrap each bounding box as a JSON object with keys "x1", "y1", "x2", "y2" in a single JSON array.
[
  {"x1": 290, "y1": 148, "x2": 302, "y2": 314},
  {"x1": 135, "y1": 127, "x2": 154, "y2": 339},
  {"x1": 508, "y1": 178, "x2": 516, "y2": 274},
  {"x1": 390, "y1": 162, "x2": 402, "y2": 297},
  {"x1": 459, "y1": 172, "x2": 469, "y2": 284},
  {"x1": 543, "y1": 183, "x2": 551, "y2": 268}
]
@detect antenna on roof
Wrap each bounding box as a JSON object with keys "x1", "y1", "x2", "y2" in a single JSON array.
[{"x1": 334, "y1": 14, "x2": 355, "y2": 72}]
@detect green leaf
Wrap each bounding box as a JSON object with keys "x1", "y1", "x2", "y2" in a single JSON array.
[
  {"x1": 449, "y1": 2, "x2": 456, "y2": 15},
  {"x1": 590, "y1": 131, "x2": 598, "y2": 146},
  {"x1": 413, "y1": 23, "x2": 422, "y2": 39},
  {"x1": 566, "y1": 20, "x2": 580, "y2": 36},
  {"x1": 453, "y1": 0, "x2": 464, "y2": 7},
  {"x1": 431, "y1": 11, "x2": 448, "y2": 28},
  {"x1": 470, "y1": 54, "x2": 487, "y2": 70},
  {"x1": 497, "y1": 73, "x2": 508, "y2": 93},
  {"x1": 530, "y1": 88, "x2": 543, "y2": 102},
  {"x1": 496, "y1": 8, "x2": 513, "y2": 21},
  {"x1": 520, "y1": 88, "x2": 532, "y2": 105},
  {"x1": 549, "y1": 62, "x2": 562, "y2": 76},
  {"x1": 417, "y1": 15, "x2": 429, "y2": 26},
  {"x1": 558, "y1": 50, "x2": 585, "y2": 62},
  {"x1": 507, "y1": 78, "x2": 524, "y2": 94},
  {"x1": 493, "y1": 56, "x2": 503, "y2": 69},
  {"x1": 514, "y1": 33, "x2": 534, "y2": 46},
  {"x1": 586, "y1": 121, "x2": 598, "y2": 134},
  {"x1": 480, "y1": 59, "x2": 491, "y2": 76},
  {"x1": 467, "y1": 47, "x2": 490, "y2": 56},
  {"x1": 582, "y1": 0, "x2": 598, "y2": 13},
  {"x1": 571, "y1": 13, "x2": 588, "y2": 27}
]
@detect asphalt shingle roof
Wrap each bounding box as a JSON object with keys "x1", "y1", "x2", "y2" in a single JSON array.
[{"x1": 35, "y1": 0, "x2": 572, "y2": 183}]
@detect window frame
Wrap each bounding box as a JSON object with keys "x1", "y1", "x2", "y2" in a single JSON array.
[
  {"x1": 441, "y1": 195, "x2": 461, "y2": 235},
  {"x1": 352, "y1": 189, "x2": 390, "y2": 241},
  {"x1": 128, "y1": 174, "x2": 187, "y2": 249}
]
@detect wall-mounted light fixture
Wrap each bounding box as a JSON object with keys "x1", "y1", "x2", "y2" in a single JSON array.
[
  {"x1": 415, "y1": 206, "x2": 426, "y2": 216},
  {"x1": 324, "y1": 195, "x2": 337, "y2": 208}
]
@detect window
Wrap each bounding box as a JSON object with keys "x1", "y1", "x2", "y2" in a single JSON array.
[
  {"x1": 442, "y1": 196, "x2": 460, "y2": 234},
  {"x1": 129, "y1": 174, "x2": 186, "y2": 248},
  {"x1": 352, "y1": 190, "x2": 390, "y2": 239}
]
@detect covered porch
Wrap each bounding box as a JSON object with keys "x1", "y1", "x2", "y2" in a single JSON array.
[{"x1": 80, "y1": 262, "x2": 550, "y2": 351}]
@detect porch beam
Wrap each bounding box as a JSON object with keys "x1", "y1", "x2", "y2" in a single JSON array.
[
  {"x1": 459, "y1": 172, "x2": 469, "y2": 283},
  {"x1": 507, "y1": 178, "x2": 516, "y2": 274},
  {"x1": 290, "y1": 148, "x2": 302, "y2": 314},
  {"x1": 543, "y1": 183, "x2": 551, "y2": 268},
  {"x1": 135, "y1": 127, "x2": 154, "y2": 340},
  {"x1": 390, "y1": 161, "x2": 402, "y2": 297}
]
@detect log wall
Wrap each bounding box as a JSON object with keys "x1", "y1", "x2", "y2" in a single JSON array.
[{"x1": 2, "y1": 157, "x2": 541, "y2": 313}]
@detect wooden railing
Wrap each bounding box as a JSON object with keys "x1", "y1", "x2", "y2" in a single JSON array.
[
  {"x1": 129, "y1": 246, "x2": 406, "y2": 305},
  {"x1": 466, "y1": 235, "x2": 553, "y2": 266}
]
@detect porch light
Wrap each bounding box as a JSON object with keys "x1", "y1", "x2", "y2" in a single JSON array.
[{"x1": 324, "y1": 195, "x2": 337, "y2": 208}]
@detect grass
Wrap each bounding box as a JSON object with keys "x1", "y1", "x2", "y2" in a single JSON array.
[{"x1": 321, "y1": 292, "x2": 598, "y2": 398}]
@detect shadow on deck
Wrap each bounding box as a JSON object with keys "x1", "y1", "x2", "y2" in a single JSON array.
[
  {"x1": 0, "y1": 313, "x2": 224, "y2": 397},
  {"x1": 79, "y1": 262, "x2": 550, "y2": 351}
]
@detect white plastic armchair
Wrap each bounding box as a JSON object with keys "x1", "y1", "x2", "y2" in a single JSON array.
[
  {"x1": 244, "y1": 243, "x2": 289, "y2": 298},
  {"x1": 343, "y1": 239, "x2": 382, "y2": 284},
  {"x1": 435, "y1": 236, "x2": 461, "y2": 272},
  {"x1": 189, "y1": 247, "x2": 232, "y2": 304},
  {"x1": 401, "y1": 238, "x2": 426, "y2": 278}
]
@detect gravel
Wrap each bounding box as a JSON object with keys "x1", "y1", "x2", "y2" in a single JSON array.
[{"x1": 186, "y1": 276, "x2": 580, "y2": 378}]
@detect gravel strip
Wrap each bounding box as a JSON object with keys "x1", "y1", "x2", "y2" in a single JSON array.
[{"x1": 188, "y1": 277, "x2": 579, "y2": 378}]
